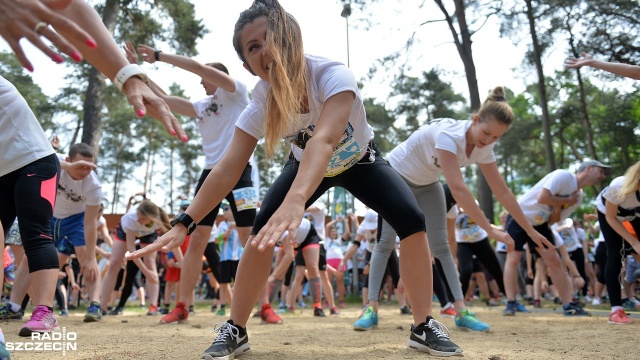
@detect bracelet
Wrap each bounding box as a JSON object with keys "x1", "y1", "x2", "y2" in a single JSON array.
[
  {"x1": 154, "y1": 50, "x2": 162, "y2": 61},
  {"x1": 113, "y1": 64, "x2": 150, "y2": 91}
]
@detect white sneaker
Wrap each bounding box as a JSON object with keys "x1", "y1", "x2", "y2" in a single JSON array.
[
  {"x1": 584, "y1": 295, "x2": 593, "y2": 303},
  {"x1": 632, "y1": 297, "x2": 640, "y2": 306},
  {"x1": 592, "y1": 297, "x2": 601, "y2": 306}
]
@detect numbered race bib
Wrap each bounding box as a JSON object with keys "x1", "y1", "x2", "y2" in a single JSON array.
[{"x1": 232, "y1": 187, "x2": 259, "y2": 212}]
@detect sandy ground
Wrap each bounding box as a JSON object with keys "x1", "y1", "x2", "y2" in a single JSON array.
[{"x1": 2, "y1": 302, "x2": 637, "y2": 360}]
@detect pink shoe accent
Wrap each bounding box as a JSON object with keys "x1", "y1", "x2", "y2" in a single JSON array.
[
  {"x1": 40, "y1": 173, "x2": 58, "y2": 210},
  {"x1": 20, "y1": 306, "x2": 59, "y2": 336}
]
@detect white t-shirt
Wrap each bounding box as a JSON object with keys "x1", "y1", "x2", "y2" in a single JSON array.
[
  {"x1": 386, "y1": 119, "x2": 496, "y2": 186},
  {"x1": 53, "y1": 155, "x2": 102, "y2": 219},
  {"x1": 455, "y1": 213, "x2": 488, "y2": 243},
  {"x1": 324, "y1": 237, "x2": 344, "y2": 260},
  {"x1": 304, "y1": 201, "x2": 327, "y2": 239},
  {"x1": 551, "y1": 218, "x2": 581, "y2": 252},
  {"x1": 596, "y1": 176, "x2": 640, "y2": 221},
  {"x1": 236, "y1": 55, "x2": 374, "y2": 177},
  {"x1": 280, "y1": 217, "x2": 312, "y2": 249},
  {"x1": 120, "y1": 205, "x2": 161, "y2": 238},
  {"x1": 553, "y1": 231, "x2": 565, "y2": 249},
  {"x1": 592, "y1": 221, "x2": 604, "y2": 253},
  {"x1": 0, "y1": 76, "x2": 54, "y2": 177},
  {"x1": 518, "y1": 169, "x2": 583, "y2": 225},
  {"x1": 193, "y1": 79, "x2": 249, "y2": 169}
]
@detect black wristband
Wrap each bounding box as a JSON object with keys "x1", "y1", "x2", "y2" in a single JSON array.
[{"x1": 154, "y1": 50, "x2": 162, "y2": 61}]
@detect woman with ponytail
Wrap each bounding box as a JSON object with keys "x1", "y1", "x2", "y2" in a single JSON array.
[{"x1": 128, "y1": 0, "x2": 463, "y2": 358}]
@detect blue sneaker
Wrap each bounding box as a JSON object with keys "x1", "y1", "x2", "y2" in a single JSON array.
[
  {"x1": 503, "y1": 301, "x2": 516, "y2": 316},
  {"x1": 514, "y1": 301, "x2": 530, "y2": 313},
  {"x1": 83, "y1": 301, "x2": 102, "y2": 322},
  {"x1": 354, "y1": 306, "x2": 378, "y2": 331},
  {"x1": 563, "y1": 302, "x2": 590, "y2": 316},
  {"x1": 622, "y1": 299, "x2": 636, "y2": 312},
  {"x1": 454, "y1": 309, "x2": 490, "y2": 332}
]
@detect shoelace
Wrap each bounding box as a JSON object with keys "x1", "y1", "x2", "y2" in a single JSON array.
[
  {"x1": 427, "y1": 318, "x2": 451, "y2": 339},
  {"x1": 211, "y1": 322, "x2": 239, "y2": 343},
  {"x1": 30, "y1": 306, "x2": 49, "y2": 322}
]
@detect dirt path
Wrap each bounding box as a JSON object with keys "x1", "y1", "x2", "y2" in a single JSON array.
[{"x1": 2, "y1": 303, "x2": 636, "y2": 359}]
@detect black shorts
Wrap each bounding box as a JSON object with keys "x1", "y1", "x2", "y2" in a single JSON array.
[
  {"x1": 219, "y1": 260, "x2": 239, "y2": 284},
  {"x1": 506, "y1": 215, "x2": 555, "y2": 253},
  {"x1": 196, "y1": 163, "x2": 256, "y2": 227}
]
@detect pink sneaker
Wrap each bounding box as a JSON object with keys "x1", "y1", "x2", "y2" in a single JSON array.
[{"x1": 19, "y1": 305, "x2": 60, "y2": 337}]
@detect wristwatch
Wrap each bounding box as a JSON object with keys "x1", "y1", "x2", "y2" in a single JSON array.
[
  {"x1": 113, "y1": 64, "x2": 150, "y2": 91},
  {"x1": 170, "y1": 213, "x2": 197, "y2": 235}
]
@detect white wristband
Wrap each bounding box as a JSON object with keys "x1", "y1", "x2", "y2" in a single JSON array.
[{"x1": 113, "y1": 64, "x2": 150, "y2": 91}]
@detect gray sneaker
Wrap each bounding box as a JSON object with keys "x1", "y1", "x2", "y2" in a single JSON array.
[
  {"x1": 201, "y1": 321, "x2": 250, "y2": 359},
  {"x1": 407, "y1": 316, "x2": 463, "y2": 357}
]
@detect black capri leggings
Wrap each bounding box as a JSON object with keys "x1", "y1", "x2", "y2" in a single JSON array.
[
  {"x1": 594, "y1": 243, "x2": 607, "y2": 284},
  {"x1": 203, "y1": 242, "x2": 221, "y2": 283},
  {"x1": 457, "y1": 238, "x2": 505, "y2": 296},
  {"x1": 253, "y1": 145, "x2": 425, "y2": 241},
  {"x1": 116, "y1": 259, "x2": 143, "y2": 309},
  {"x1": 0, "y1": 154, "x2": 60, "y2": 272},
  {"x1": 598, "y1": 211, "x2": 640, "y2": 308}
]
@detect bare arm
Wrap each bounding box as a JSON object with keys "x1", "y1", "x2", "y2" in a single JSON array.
[
  {"x1": 446, "y1": 216, "x2": 457, "y2": 259},
  {"x1": 480, "y1": 162, "x2": 554, "y2": 249},
  {"x1": 137, "y1": 44, "x2": 236, "y2": 93},
  {"x1": 97, "y1": 222, "x2": 113, "y2": 248},
  {"x1": 252, "y1": 91, "x2": 355, "y2": 250},
  {"x1": 605, "y1": 201, "x2": 640, "y2": 251},
  {"x1": 537, "y1": 188, "x2": 579, "y2": 208},
  {"x1": 565, "y1": 52, "x2": 640, "y2": 80}
]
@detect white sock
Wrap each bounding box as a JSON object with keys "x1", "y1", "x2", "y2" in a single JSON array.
[
  {"x1": 611, "y1": 306, "x2": 623, "y2": 313},
  {"x1": 9, "y1": 302, "x2": 20, "y2": 313}
]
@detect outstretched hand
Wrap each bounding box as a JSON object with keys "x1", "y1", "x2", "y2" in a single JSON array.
[
  {"x1": 123, "y1": 41, "x2": 138, "y2": 64},
  {"x1": 126, "y1": 225, "x2": 187, "y2": 260},
  {"x1": 0, "y1": 0, "x2": 95, "y2": 72},
  {"x1": 529, "y1": 230, "x2": 554, "y2": 251},
  {"x1": 137, "y1": 44, "x2": 158, "y2": 64},
  {"x1": 251, "y1": 201, "x2": 304, "y2": 252},
  {"x1": 121, "y1": 77, "x2": 188, "y2": 142},
  {"x1": 564, "y1": 52, "x2": 593, "y2": 69}
]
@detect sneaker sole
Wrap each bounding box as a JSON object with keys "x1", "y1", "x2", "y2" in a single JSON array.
[
  {"x1": 19, "y1": 325, "x2": 60, "y2": 337},
  {"x1": 353, "y1": 325, "x2": 377, "y2": 331},
  {"x1": 83, "y1": 315, "x2": 102, "y2": 323},
  {"x1": 201, "y1": 343, "x2": 251, "y2": 360},
  {"x1": 608, "y1": 319, "x2": 632, "y2": 325},
  {"x1": 455, "y1": 325, "x2": 491, "y2": 333},
  {"x1": 260, "y1": 320, "x2": 283, "y2": 325},
  {"x1": 407, "y1": 340, "x2": 464, "y2": 357}
]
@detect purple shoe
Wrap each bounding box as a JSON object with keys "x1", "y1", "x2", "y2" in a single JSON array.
[{"x1": 19, "y1": 305, "x2": 60, "y2": 337}]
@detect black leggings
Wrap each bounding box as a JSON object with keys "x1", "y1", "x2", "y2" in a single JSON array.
[
  {"x1": 457, "y1": 238, "x2": 505, "y2": 296},
  {"x1": 117, "y1": 260, "x2": 143, "y2": 308},
  {"x1": 203, "y1": 242, "x2": 221, "y2": 283},
  {"x1": 598, "y1": 211, "x2": 640, "y2": 307},
  {"x1": 253, "y1": 148, "x2": 425, "y2": 241},
  {"x1": 594, "y1": 243, "x2": 607, "y2": 284},
  {"x1": 0, "y1": 154, "x2": 60, "y2": 272},
  {"x1": 432, "y1": 262, "x2": 451, "y2": 308},
  {"x1": 568, "y1": 248, "x2": 588, "y2": 296}
]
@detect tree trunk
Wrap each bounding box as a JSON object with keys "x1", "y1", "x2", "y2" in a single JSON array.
[
  {"x1": 81, "y1": 0, "x2": 119, "y2": 160},
  {"x1": 525, "y1": 0, "x2": 556, "y2": 171}
]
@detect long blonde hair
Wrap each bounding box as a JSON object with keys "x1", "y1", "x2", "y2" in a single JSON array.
[
  {"x1": 477, "y1": 86, "x2": 514, "y2": 127},
  {"x1": 233, "y1": 0, "x2": 307, "y2": 157},
  {"x1": 617, "y1": 161, "x2": 640, "y2": 199},
  {"x1": 137, "y1": 199, "x2": 171, "y2": 232}
]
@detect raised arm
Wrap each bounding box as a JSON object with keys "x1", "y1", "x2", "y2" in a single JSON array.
[
  {"x1": 137, "y1": 44, "x2": 236, "y2": 93},
  {"x1": 565, "y1": 52, "x2": 640, "y2": 80}
]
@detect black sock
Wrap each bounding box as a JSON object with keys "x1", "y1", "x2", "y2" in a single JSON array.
[{"x1": 221, "y1": 304, "x2": 226, "y2": 309}]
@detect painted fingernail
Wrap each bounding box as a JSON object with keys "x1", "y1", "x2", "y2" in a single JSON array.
[
  {"x1": 181, "y1": 134, "x2": 189, "y2": 142},
  {"x1": 52, "y1": 54, "x2": 64, "y2": 64},
  {"x1": 25, "y1": 64, "x2": 34, "y2": 72},
  {"x1": 70, "y1": 51, "x2": 83, "y2": 62},
  {"x1": 137, "y1": 109, "x2": 146, "y2": 117},
  {"x1": 86, "y1": 38, "x2": 97, "y2": 48},
  {"x1": 169, "y1": 129, "x2": 177, "y2": 136}
]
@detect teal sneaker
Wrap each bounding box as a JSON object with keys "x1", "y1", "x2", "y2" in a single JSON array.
[
  {"x1": 0, "y1": 341, "x2": 10, "y2": 360},
  {"x1": 216, "y1": 307, "x2": 226, "y2": 316},
  {"x1": 454, "y1": 309, "x2": 490, "y2": 332},
  {"x1": 353, "y1": 306, "x2": 378, "y2": 331}
]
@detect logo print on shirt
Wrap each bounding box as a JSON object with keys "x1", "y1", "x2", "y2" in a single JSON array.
[{"x1": 27, "y1": 173, "x2": 37, "y2": 177}]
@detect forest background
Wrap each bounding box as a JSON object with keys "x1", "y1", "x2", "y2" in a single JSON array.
[{"x1": 0, "y1": 0, "x2": 638, "y2": 221}]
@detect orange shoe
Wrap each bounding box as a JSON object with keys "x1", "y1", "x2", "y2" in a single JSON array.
[
  {"x1": 147, "y1": 304, "x2": 159, "y2": 316},
  {"x1": 608, "y1": 308, "x2": 632, "y2": 325},
  {"x1": 440, "y1": 304, "x2": 456, "y2": 318},
  {"x1": 260, "y1": 304, "x2": 283, "y2": 324},
  {"x1": 160, "y1": 302, "x2": 188, "y2": 324}
]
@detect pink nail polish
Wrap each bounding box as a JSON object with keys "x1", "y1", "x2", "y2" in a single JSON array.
[
  {"x1": 86, "y1": 39, "x2": 97, "y2": 48},
  {"x1": 181, "y1": 135, "x2": 189, "y2": 142},
  {"x1": 137, "y1": 109, "x2": 145, "y2": 117},
  {"x1": 52, "y1": 54, "x2": 64, "y2": 64},
  {"x1": 169, "y1": 129, "x2": 177, "y2": 136},
  {"x1": 70, "y1": 51, "x2": 83, "y2": 62}
]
